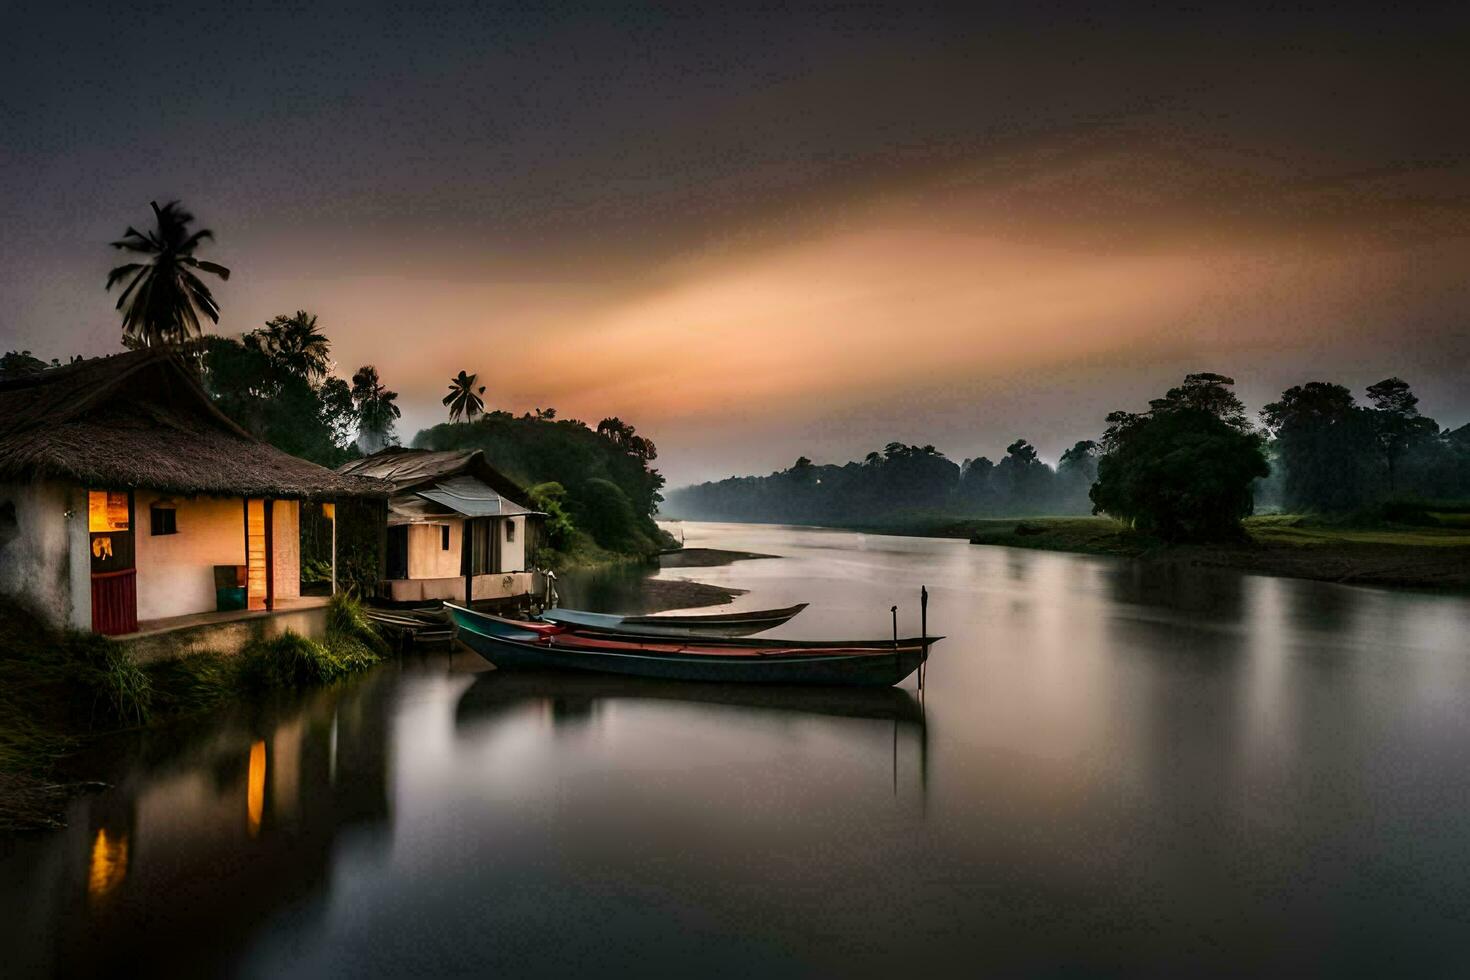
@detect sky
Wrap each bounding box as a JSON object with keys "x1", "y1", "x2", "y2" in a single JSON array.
[{"x1": 2, "y1": 2, "x2": 1468, "y2": 487}]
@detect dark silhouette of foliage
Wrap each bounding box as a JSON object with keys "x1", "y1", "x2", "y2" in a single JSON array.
[
  {"x1": 1090, "y1": 385, "x2": 1268, "y2": 541},
  {"x1": 443, "y1": 370, "x2": 487, "y2": 422},
  {"x1": 200, "y1": 325, "x2": 360, "y2": 467},
  {"x1": 1365, "y1": 377, "x2": 1439, "y2": 493},
  {"x1": 413, "y1": 412, "x2": 667, "y2": 555},
  {"x1": 247, "y1": 311, "x2": 332, "y2": 381},
  {"x1": 0, "y1": 350, "x2": 58, "y2": 380},
  {"x1": 1148, "y1": 373, "x2": 1251, "y2": 430},
  {"x1": 105, "y1": 201, "x2": 230, "y2": 347},
  {"x1": 1260, "y1": 382, "x2": 1378, "y2": 512},
  {"x1": 351, "y1": 365, "x2": 401, "y2": 453}
]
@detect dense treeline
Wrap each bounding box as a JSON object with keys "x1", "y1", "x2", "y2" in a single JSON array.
[
  {"x1": 662, "y1": 438, "x2": 1098, "y2": 524},
  {"x1": 413, "y1": 415, "x2": 669, "y2": 558},
  {"x1": 665, "y1": 373, "x2": 1470, "y2": 538}
]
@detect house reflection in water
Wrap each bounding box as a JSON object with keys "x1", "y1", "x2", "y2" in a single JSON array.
[
  {"x1": 247, "y1": 740, "x2": 266, "y2": 837},
  {"x1": 85, "y1": 829, "x2": 129, "y2": 907},
  {"x1": 1, "y1": 670, "x2": 394, "y2": 977}
]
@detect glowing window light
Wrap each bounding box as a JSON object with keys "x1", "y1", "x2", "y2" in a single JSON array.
[
  {"x1": 87, "y1": 828, "x2": 129, "y2": 905},
  {"x1": 88, "y1": 490, "x2": 129, "y2": 532},
  {"x1": 247, "y1": 740, "x2": 266, "y2": 837}
]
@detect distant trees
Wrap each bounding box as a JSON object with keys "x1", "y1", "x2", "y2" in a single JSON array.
[
  {"x1": 0, "y1": 350, "x2": 63, "y2": 380},
  {"x1": 351, "y1": 365, "x2": 401, "y2": 454},
  {"x1": 1261, "y1": 382, "x2": 1380, "y2": 512},
  {"x1": 105, "y1": 201, "x2": 230, "y2": 347},
  {"x1": 443, "y1": 370, "x2": 487, "y2": 422},
  {"x1": 1090, "y1": 375, "x2": 1267, "y2": 541}
]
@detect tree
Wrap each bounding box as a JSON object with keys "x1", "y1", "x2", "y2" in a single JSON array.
[
  {"x1": 318, "y1": 376, "x2": 358, "y2": 449},
  {"x1": 443, "y1": 370, "x2": 487, "y2": 422},
  {"x1": 1365, "y1": 377, "x2": 1438, "y2": 493},
  {"x1": 351, "y1": 365, "x2": 401, "y2": 453},
  {"x1": 994, "y1": 439, "x2": 1052, "y2": 507},
  {"x1": 1056, "y1": 440, "x2": 1099, "y2": 511},
  {"x1": 598, "y1": 416, "x2": 657, "y2": 461},
  {"x1": 1148, "y1": 372, "x2": 1251, "y2": 430},
  {"x1": 247, "y1": 311, "x2": 332, "y2": 381},
  {"x1": 1261, "y1": 382, "x2": 1377, "y2": 512},
  {"x1": 1091, "y1": 407, "x2": 1267, "y2": 541},
  {"x1": 526, "y1": 481, "x2": 575, "y2": 552},
  {"x1": 105, "y1": 201, "x2": 231, "y2": 347}
]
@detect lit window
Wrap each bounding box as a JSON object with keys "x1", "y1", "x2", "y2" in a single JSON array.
[
  {"x1": 88, "y1": 490, "x2": 129, "y2": 531},
  {"x1": 150, "y1": 505, "x2": 177, "y2": 536}
]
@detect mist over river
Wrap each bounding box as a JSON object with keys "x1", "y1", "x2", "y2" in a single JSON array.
[{"x1": 5, "y1": 522, "x2": 1470, "y2": 977}]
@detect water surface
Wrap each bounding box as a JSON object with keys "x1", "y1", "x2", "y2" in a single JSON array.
[{"x1": 5, "y1": 522, "x2": 1470, "y2": 977}]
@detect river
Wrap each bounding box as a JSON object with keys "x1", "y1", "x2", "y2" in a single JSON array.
[{"x1": 4, "y1": 521, "x2": 1470, "y2": 977}]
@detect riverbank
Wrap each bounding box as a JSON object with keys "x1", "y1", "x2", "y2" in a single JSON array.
[
  {"x1": 0, "y1": 594, "x2": 389, "y2": 833},
  {"x1": 879, "y1": 515, "x2": 1470, "y2": 591}
]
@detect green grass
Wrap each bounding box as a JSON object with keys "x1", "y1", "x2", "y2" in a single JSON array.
[{"x1": 935, "y1": 513, "x2": 1470, "y2": 591}]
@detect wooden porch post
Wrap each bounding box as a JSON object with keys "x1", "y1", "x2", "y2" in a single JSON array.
[
  {"x1": 462, "y1": 517, "x2": 473, "y2": 605},
  {"x1": 264, "y1": 497, "x2": 275, "y2": 611}
]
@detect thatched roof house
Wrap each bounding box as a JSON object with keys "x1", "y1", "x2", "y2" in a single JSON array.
[
  {"x1": 0, "y1": 348, "x2": 382, "y2": 499},
  {"x1": 337, "y1": 448, "x2": 544, "y2": 604},
  {"x1": 0, "y1": 349, "x2": 386, "y2": 635}
]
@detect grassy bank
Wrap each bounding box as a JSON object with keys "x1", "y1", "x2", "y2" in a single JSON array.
[
  {"x1": 0, "y1": 593, "x2": 389, "y2": 832},
  {"x1": 878, "y1": 514, "x2": 1470, "y2": 591}
]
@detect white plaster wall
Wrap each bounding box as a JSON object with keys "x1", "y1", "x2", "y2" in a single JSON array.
[
  {"x1": 407, "y1": 520, "x2": 462, "y2": 579},
  {"x1": 272, "y1": 500, "x2": 300, "y2": 601},
  {"x1": 0, "y1": 480, "x2": 80, "y2": 629},
  {"x1": 500, "y1": 516, "x2": 526, "y2": 571},
  {"x1": 133, "y1": 492, "x2": 247, "y2": 622}
]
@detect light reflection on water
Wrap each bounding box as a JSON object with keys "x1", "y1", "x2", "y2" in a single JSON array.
[{"x1": 3, "y1": 522, "x2": 1470, "y2": 977}]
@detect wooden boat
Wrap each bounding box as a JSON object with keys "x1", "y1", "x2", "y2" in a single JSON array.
[
  {"x1": 445, "y1": 604, "x2": 937, "y2": 687},
  {"x1": 451, "y1": 604, "x2": 939, "y2": 651},
  {"x1": 541, "y1": 602, "x2": 808, "y2": 637}
]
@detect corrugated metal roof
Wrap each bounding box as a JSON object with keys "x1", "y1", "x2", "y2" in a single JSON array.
[{"x1": 415, "y1": 475, "x2": 542, "y2": 518}]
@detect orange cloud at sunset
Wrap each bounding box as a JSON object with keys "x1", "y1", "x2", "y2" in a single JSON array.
[{"x1": 226, "y1": 145, "x2": 1467, "y2": 485}]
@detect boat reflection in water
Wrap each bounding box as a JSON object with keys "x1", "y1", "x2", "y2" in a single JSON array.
[{"x1": 456, "y1": 668, "x2": 929, "y2": 795}]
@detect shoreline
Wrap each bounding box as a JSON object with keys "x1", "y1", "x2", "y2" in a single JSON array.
[{"x1": 853, "y1": 516, "x2": 1470, "y2": 593}]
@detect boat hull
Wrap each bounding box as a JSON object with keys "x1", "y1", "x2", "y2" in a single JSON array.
[
  {"x1": 543, "y1": 603, "x2": 808, "y2": 637},
  {"x1": 447, "y1": 603, "x2": 942, "y2": 651},
  {"x1": 452, "y1": 618, "x2": 929, "y2": 687}
]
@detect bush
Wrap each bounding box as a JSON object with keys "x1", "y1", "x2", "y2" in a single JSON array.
[
  {"x1": 574, "y1": 477, "x2": 648, "y2": 551},
  {"x1": 527, "y1": 481, "x2": 575, "y2": 551}
]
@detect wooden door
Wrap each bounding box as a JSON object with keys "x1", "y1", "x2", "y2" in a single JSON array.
[{"x1": 88, "y1": 489, "x2": 137, "y2": 635}]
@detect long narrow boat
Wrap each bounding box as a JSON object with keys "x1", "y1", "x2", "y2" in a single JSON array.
[
  {"x1": 445, "y1": 604, "x2": 936, "y2": 687},
  {"x1": 541, "y1": 603, "x2": 808, "y2": 637},
  {"x1": 451, "y1": 604, "x2": 940, "y2": 651}
]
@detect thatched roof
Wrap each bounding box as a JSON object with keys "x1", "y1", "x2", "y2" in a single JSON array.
[
  {"x1": 338, "y1": 448, "x2": 538, "y2": 519},
  {"x1": 0, "y1": 349, "x2": 387, "y2": 499}
]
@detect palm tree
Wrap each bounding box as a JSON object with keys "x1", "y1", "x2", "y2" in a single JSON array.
[
  {"x1": 443, "y1": 370, "x2": 487, "y2": 422},
  {"x1": 351, "y1": 365, "x2": 401, "y2": 453},
  {"x1": 248, "y1": 311, "x2": 331, "y2": 381},
  {"x1": 105, "y1": 201, "x2": 231, "y2": 347}
]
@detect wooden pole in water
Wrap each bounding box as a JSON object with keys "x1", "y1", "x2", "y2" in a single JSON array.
[
  {"x1": 920, "y1": 585, "x2": 928, "y2": 690},
  {"x1": 891, "y1": 605, "x2": 898, "y2": 651}
]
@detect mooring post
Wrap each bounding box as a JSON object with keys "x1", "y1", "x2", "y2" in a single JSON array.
[
  {"x1": 891, "y1": 605, "x2": 898, "y2": 651},
  {"x1": 920, "y1": 585, "x2": 928, "y2": 689}
]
